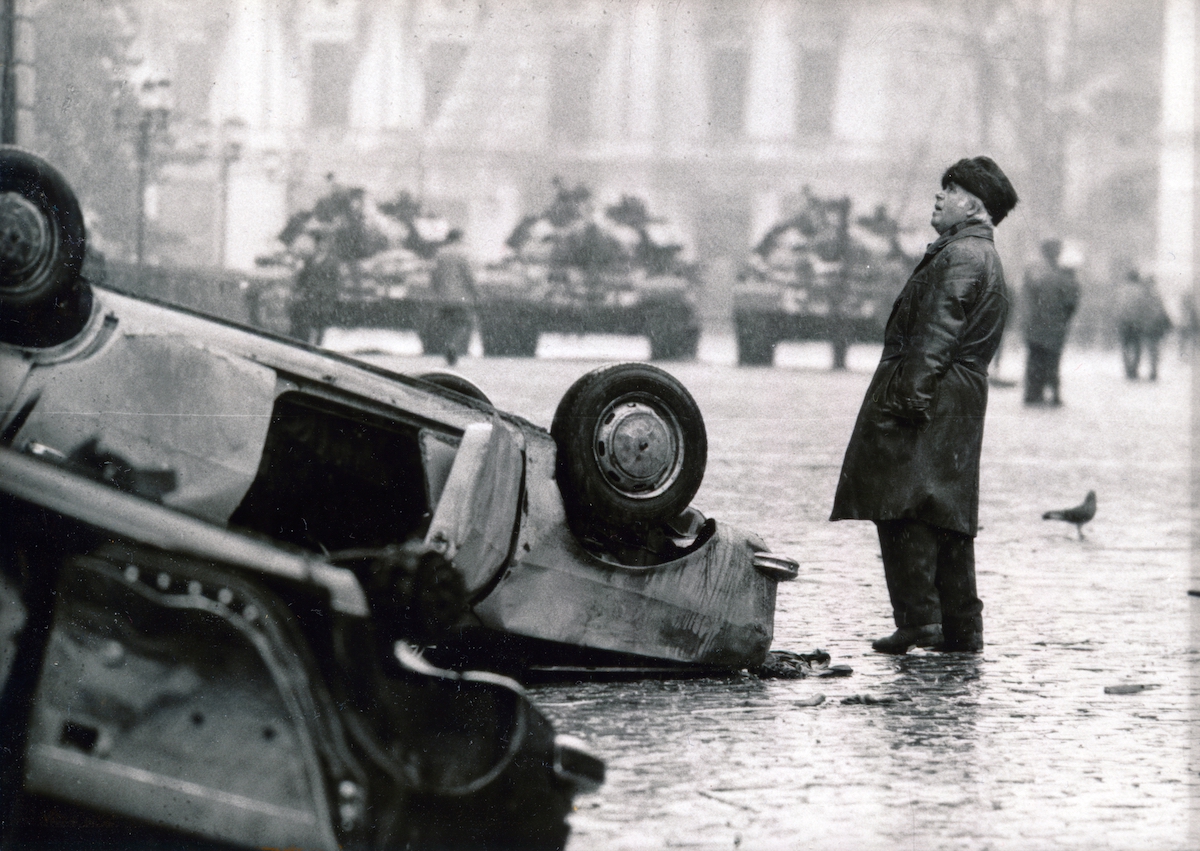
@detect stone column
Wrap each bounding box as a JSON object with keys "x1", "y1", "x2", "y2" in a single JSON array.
[
  {"x1": 745, "y1": 0, "x2": 796, "y2": 142},
  {"x1": 660, "y1": 2, "x2": 707, "y2": 149},
  {"x1": 350, "y1": 0, "x2": 423, "y2": 135},
  {"x1": 1158, "y1": 0, "x2": 1195, "y2": 323},
  {"x1": 829, "y1": 6, "x2": 888, "y2": 154},
  {"x1": 625, "y1": 0, "x2": 661, "y2": 145}
]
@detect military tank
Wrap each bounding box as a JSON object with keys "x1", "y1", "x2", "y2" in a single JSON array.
[
  {"x1": 733, "y1": 191, "x2": 916, "y2": 367},
  {"x1": 474, "y1": 180, "x2": 701, "y2": 360},
  {"x1": 260, "y1": 184, "x2": 464, "y2": 352}
]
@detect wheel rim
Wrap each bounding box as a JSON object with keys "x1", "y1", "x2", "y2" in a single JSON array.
[
  {"x1": 0, "y1": 190, "x2": 58, "y2": 301},
  {"x1": 593, "y1": 392, "x2": 684, "y2": 500}
]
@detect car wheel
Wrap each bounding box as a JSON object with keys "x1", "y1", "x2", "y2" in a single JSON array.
[
  {"x1": 0, "y1": 146, "x2": 86, "y2": 312},
  {"x1": 551, "y1": 363, "x2": 706, "y2": 540},
  {"x1": 417, "y1": 371, "x2": 492, "y2": 405}
]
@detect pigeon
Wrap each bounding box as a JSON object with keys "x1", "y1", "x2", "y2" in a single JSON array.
[{"x1": 1043, "y1": 490, "x2": 1096, "y2": 539}]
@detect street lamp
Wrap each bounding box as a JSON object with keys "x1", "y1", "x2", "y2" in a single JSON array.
[
  {"x1": 134, "y1": 76, "x2": 170, "y2": 286},
  {"x1": 216, "y1": 117, "x2": 246, "y2": 268},
  {"x1": 1, "y1": 0, "x2": 18, "y2": 144}
]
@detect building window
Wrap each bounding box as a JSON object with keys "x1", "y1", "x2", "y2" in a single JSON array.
[
  {"x1": 795, "y1": 47, "x2": 838, "y2": 136},
  {"x1": 708, "y1": 48, "x2": 748, "y2": 139},
  {"x1": 423, "y1": 41, "x2": 468, "y2": 124},
  {"x1": 310, "y1": 41, "x2": 355, "y2": 128}
]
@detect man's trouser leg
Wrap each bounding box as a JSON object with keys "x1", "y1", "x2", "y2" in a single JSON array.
[
  {"x1": 1024, "y1": 346, "x2": 1049, "y2": 403},
  {"x1": 1046, "y1": 346, "x2": 1064, "y2": 403},
  {"x1": 1120, "y1": 328, "x2": 1141, "y2": 378},
  {"x1": 877, "y1": 519, "x2": 982, "y2": 640},
  {"x1": 876, "y1": 519, "x2": 940, "y2": 628},
  {"x1": 931, "y1": 525, "x2": 983, "y2": 644}
]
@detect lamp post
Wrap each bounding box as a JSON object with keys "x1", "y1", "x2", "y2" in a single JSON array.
[
  {"x1": 1, "y1": 0, "x2": 17, "y2": 144},
  {"x1": 216, "y1": 117, "x2": 246, "y2": 268},
  {"x1": 134, "y1": 77, "x2": 170, "y2": 286}
]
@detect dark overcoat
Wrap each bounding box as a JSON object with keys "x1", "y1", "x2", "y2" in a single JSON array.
[
  {"x1": 1022, "y1": 263, "x2": 1079, "y2": 351},
  {"x1": 830, "y1": 221, "x2": 1009, "y2": 536}
]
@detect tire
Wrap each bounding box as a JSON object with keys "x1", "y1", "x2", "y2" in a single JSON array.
[
  {"x1": 0, "y1": 146, "x2": 85, "y2": 311},
  {"x1": 417, "y1": 370, "x2": 492, "y2": 405},
  {"x1": 551, "y1": 363, "x2": 706, "y2": 541}
]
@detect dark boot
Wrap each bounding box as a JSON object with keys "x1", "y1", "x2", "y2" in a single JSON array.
[
  {"x1": 871, "y1": 624, "x2": 943, "y2": 655},
  {"x1": 937, "y1": 631, "x2": 984, "y2": 653}
]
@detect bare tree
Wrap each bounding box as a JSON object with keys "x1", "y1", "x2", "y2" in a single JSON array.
[{"x1": 30, "y1": 0, "x2": 143, "y2": 258}]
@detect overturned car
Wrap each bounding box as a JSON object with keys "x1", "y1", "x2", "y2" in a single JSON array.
[
  {"x1": 0, "y1": 445, "x2": 602, "y2": 850},
  {"x1": 0, "y1": 147, "x2": 797, "y2": 678}
]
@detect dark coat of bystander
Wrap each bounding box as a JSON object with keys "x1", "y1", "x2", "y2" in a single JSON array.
[
  {"x1": 1023, "y1": 253, "x2": 1079, "y2": 352},
  {"x1": 830, "y1": 221, "x2": 1009, "y2": 537}
]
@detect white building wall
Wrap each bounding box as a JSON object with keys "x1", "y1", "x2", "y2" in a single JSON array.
[
  {"x1": 626, "y1": 0, "x2": 662, "y2": 144},
  {"x1": 830, "y1": 7, "x2": 890, "y2": 154},
  {"x1": 1158, "y1": 0, "x2": 1195, "y2": 321},
  {"x1": 660, "y1": 5, "x2": 707, "y2": 149},
  {"x1": 745, "y1": 0, "x2": 796, "y2": 141},
  {"x1": 351, "y1": 0, "x2": 425, "y2": 134}
]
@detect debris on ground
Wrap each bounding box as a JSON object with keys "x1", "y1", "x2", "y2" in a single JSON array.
[
  {"x1": 1104, "y1": 683, "x2": 1160, "y2": 695},
  {"x1": 841, "y1": 694, "x2": 912, "y2": 705},
  {"x1": 751, "y1": 649, "x2": 853, "y2": 680}
]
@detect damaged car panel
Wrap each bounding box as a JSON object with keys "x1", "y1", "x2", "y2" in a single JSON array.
[
  {"x1": 0, "y1": 146, "x2": 798, "y2": 676},
  {"x1": 0, "y1": 446, "x2": 600, "y2": 850}
]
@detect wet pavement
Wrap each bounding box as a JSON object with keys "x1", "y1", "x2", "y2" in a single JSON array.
[{"x1": 358, "y1": 335, "x2": 1196, "y2": 850}]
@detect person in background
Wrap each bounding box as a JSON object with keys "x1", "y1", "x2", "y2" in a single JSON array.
[
  {"x1": 288, "y1": 225, "x2": 339, "y2": 345},
  {"x1": 1022, "y1": 238, "x2": 1080, "y2": 406},
  {"x1": 1116, "y1": 269, "x2": 1172, "y2": 381},
  {"x1": 1178, "y1": 294, "x2": 1198, "y2": 359},
  {"x1": 287, "y1": 185, "x2": 383, "y2": 345},
  {"x1": 426, "y1": 228, "x2": 476, "y2": 366},
  {"x1": 831, "y1": 156, "x2": 1018, "y2": 655}
]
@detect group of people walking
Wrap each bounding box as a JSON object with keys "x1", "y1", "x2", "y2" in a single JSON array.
[{"x1": 1115, "y1": 269, "x2": 1172, "y2": 382}]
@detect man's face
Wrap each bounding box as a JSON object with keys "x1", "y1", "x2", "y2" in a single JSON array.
[{"x1": 930, "y1": 182, "x2": 981, "y2": 234}]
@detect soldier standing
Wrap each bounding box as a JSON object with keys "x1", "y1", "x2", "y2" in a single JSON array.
[
  {"x1": 426, "y1": 229, "x2": 476, "y2": 366},
  {"x1": 1117, "y1": 269, "x2": 1172, "y2": 381},
  {"x1": 289, "y1": 225, "x2": 339, "y2": 345},
  {"x1": 1022, "y1": 238, "x2": 1080, "y2": 406}
]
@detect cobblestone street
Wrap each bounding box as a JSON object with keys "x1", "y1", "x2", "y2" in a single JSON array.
[{"x1": 394, "y1": 338, "x2": 1196, "y2": 850}]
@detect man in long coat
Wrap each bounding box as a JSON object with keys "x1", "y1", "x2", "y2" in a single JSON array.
[
  {"x1": 426, "y1": 228, "x2": 477, "y2": 366},
  {"x1": 1116, "y1": 269, "x2": 1172, "y2": 381},
  {"x1": 831, "y1": 156, "x2": 1018, "y2": 655},
  {"x1": 1022, "y1": 238, "x2": 1080, "y2": 405}
]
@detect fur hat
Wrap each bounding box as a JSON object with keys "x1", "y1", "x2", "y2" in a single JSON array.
[{"x1": 941, "y1": 156, "x2": 1019, "y2": 225}]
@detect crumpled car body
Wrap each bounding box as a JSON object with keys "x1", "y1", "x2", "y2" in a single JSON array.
[
  {"x1": 1, "y1": 285, "x2": 793, "y2": 671},
  {"x1": 0, "y1": 446, "x2": 601, "y2": 850}
]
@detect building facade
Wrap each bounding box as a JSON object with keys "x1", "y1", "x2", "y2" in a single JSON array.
[{"x1": 62, "y1": 0, "x2": 1175, "y2": 332}]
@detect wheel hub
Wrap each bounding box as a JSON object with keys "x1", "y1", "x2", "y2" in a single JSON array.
[
  {"x1": 0, "y1": 191, "x2": 50, "y2": 288},
  {"x1": 594, "y1": 397, "x2": 682, "y2": 498}
]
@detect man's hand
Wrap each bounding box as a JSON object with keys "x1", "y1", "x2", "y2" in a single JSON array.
[{"x1": 880, "y1": 401, "x2": 931, "y2": 429}]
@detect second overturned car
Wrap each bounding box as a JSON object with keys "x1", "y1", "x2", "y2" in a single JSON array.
[
  {"x1": 1, "y1": 445, "x2": 600, "y2": 850},
  {"x1": 0, "y1": 146, "x2": 798, "y2": 677}
]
